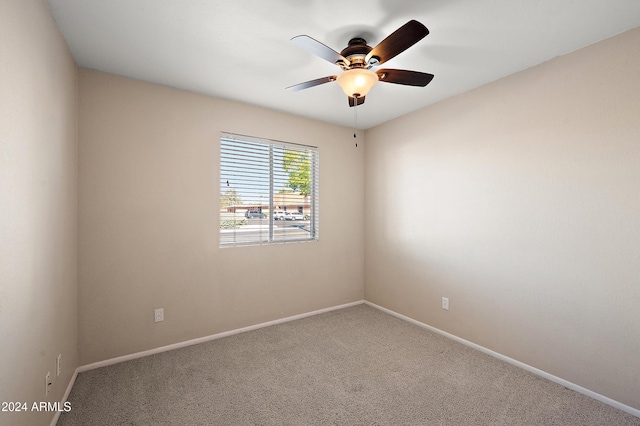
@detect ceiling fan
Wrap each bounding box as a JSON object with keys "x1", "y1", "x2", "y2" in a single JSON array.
[{"x1": 287, "y1": 20, "x2": 434, "y2": 107}]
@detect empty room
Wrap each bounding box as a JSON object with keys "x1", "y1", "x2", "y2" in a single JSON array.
[{"x1": 1, "y1": 0, "x2": 639, "y2": 425}]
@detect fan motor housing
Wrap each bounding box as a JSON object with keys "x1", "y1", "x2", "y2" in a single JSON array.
[{"x1": 340, "y1": 38, "x2": 373, "y2": 68}]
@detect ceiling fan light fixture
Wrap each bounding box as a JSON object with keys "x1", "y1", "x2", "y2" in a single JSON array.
[{"x1": 336, "y1": 68, "x2": 378, "y2": 98}]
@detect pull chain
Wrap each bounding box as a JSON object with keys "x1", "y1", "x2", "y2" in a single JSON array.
[{"x1": 353, "y1": 96, "x2": 358, "y2": 147}]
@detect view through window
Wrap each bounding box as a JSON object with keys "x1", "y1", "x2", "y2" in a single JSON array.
[{"x1": 220, "y1": 133, "x2": 319, "y2": 246}]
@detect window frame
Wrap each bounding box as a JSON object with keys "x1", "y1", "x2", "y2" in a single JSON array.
[{"x1": 219, "y1": 132, "x2": 319, "y2": 247}]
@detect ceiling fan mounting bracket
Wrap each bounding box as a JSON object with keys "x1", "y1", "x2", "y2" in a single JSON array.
[
  {"x1": 367, "y1": 57, "x2": 380, "y2": 67},
  {"x1": 335, "y1": 59, "x2": 349, "y2": 70}
]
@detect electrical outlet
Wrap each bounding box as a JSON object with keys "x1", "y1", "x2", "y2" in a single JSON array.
[
  {"x1": 56, "y1": 354, "x2": 62, "y2": 377},
  {"x1": 442, "y1": 297, "x2": 449, "y2": 310},
  {"x1": 45, "y1": 372, "x2": 52, "y2": 397},
  {"x1": 154, "y1": 308, "x2": 164, "y2": 323}
]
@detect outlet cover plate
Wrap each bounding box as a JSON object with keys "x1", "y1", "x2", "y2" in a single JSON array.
[
  {"x1": 56, "y1": 354, "x2": 62, "y2": 377},
  {"x1": 442, "y1": 297, "x2": 449, "y2": 310},
  {"x1": 154, "y1": 308, "x2": 164, "y2": 322},
  {"x1": 45, "y1": 372, "x2": 51, "y2": 397}
]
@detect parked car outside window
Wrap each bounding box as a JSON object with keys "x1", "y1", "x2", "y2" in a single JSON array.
[
  {"x1": 286, "y1": 212, "x2": 305, "y2": 221},
  {"x1": 273, "y1": 211, "x2": 286, "y2": 220},
  {"x1": 245, "y1": 210, "x2": 266, "y2": 219}
]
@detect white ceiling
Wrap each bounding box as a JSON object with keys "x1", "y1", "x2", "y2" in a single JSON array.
[{"x1": 46, "y1": 0, "x2": 640, "y2": 129}]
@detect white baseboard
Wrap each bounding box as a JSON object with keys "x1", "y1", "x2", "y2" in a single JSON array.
[
  {"x1": 364, "y1": 300, "x2": 640, "y2": 419},
  {"x1": 50, "y1": 367, "x2": 79, "y2": 426},
  {"x1": 78, "y1": 300, "x2": 364, "y2": 373}
]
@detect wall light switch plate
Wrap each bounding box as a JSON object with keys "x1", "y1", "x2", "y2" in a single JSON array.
[{"x1": 154, "y1": 308, "x2": 164, "y2": 322}]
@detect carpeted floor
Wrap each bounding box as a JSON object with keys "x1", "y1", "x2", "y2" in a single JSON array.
[{"x1": 58, "y1": 304, "x2": 640, "y2": 425}]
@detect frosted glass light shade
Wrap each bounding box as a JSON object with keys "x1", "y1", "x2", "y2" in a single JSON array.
[{"x1": 336, "y1": 68, "x2": 379, "y2": 97}]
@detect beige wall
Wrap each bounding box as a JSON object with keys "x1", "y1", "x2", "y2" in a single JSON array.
[
  {"x1": 0, "y1": 1, "x2": 78, "y2": 425},
  {"x1": 364, "y1": 27, "x2": 640, "y2": 409},
  {"x1": 78, "y1": 70, "x2": 364, "y2": 364}
]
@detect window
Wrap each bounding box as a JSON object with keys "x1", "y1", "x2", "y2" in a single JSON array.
[{"x1": 220, "y1": 133, "x2": 319, "y2": 247}]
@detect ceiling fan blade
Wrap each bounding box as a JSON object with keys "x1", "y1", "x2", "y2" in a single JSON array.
[
  {"x1": 365, "y1": 20, "x2": 429, "y2": 65},
  {"x1": 286, "y1": 76, "x2": 337, "y2": 92},
  {"x1": 291, "y1": 35, "x2": 350, "y2": 67},
  {"x1": 348, "y1": 96, "x2": 365, "y2": 107},
  {"x1": 376, "y1": 69, "x2": 434, "y2": 87}
]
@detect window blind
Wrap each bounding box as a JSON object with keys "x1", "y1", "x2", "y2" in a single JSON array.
[{"x1": 220, "y1": 133, "x2": 319, "y2": 247}]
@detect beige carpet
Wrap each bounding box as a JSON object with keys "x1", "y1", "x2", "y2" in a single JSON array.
[{"x1": 58, "y1": 304, "x2": 640, "y2": 425}]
